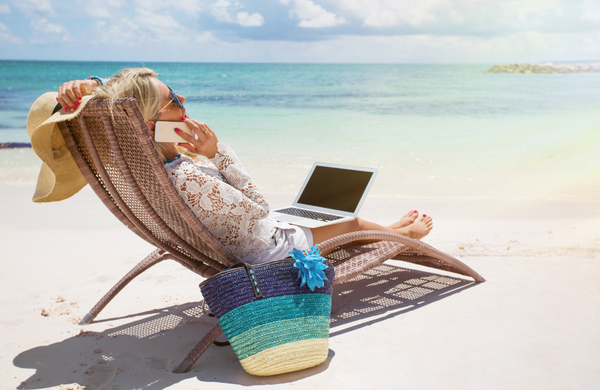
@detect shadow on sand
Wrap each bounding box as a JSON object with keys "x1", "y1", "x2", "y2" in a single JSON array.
[{"x1": 14, "y1": 262, "x2": 477, "y2": 389}]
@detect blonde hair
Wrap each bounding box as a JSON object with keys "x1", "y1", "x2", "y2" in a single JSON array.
[{"x1": 92, "y1": 67, "x2": 170, "y2": 162}]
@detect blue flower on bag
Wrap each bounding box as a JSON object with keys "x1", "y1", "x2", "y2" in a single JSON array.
[{"x1": 289, "y1": 245, "x2": 329, "y2": 291}]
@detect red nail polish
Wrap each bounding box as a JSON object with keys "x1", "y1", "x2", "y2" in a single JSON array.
[
  {"x1": 55, "y1": 97, "x2": 59, "y2": 101},
  {"x1": 423, "y1": 214, "x2": 427, "y2": 217},
  {"x1": 181, "y1": 116, "x2": 186, "y2": 121},
  {"x1": 78, "y1": 97, "x2": 82, "y2": 101},
  {"x1": 75, "y1": 101, "x2": 80, "y2": 105},
  {"x1": 413, "y1": 210, "x2": 417, "y2": 213},
  {"x1": 64, "y1": 107, "x2": 69, "y2": 112},
  {"x1": 71, "y1": 106, "x2": 76, "y2": 110},
  {"x1": 175, "y1": 128, "x2": 180, "y2": 133}
]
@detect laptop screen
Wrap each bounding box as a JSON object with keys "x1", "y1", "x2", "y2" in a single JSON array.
[{"x1": 296, "y1": 166, "x2": 375, "y2": 213}]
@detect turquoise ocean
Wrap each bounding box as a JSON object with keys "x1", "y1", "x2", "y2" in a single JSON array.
[{"x1": 1, "y1": 60, "x2": 599, "y2": 200}]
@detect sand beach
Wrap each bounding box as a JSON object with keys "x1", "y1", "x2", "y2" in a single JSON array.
[{"x1": 1, "y1": 170, "x2": 599, "y2": 389}]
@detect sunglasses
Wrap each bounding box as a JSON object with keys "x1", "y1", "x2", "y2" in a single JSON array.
[{"x1": 167, "y1": 86, "x2": 184, "y2": 109}]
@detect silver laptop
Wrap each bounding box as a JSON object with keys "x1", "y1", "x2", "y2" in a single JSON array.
[{"x1": 271, "y1": 162, "x2": 378, "y2": 228}]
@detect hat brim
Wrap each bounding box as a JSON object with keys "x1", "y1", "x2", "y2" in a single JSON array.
[{"x1": 26, "y1": 93, "x2": 94, "y2": 202}]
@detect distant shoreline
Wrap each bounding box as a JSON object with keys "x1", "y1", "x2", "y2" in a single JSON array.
[
  {"x1": 0, "y1": 143, "x2": 31, "y2": 149},
  {"x1": 486, "y1": 62, "x2": 600, "y2": 74}
]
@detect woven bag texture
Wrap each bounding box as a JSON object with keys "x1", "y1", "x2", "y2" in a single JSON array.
[
  {"x1": 240, "y1": 338, "x2": 330, "y2": 376},
  {"x1": 201, "y1": 259, "x2": 334, "y2": 317},
  {"x1": 200, "y1": 259, "x2": 334, "y2": 376}
]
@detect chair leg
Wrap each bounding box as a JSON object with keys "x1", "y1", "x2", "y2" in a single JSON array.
[
  {"x1": 173, "y1": 322, "x2": 223, "y2": 374},
  {"x1": 79, "y1": 248, "x2": 171, "y2": 325}
]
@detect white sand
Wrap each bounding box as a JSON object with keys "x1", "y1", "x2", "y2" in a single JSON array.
[{"x1": 1, "y1": 183, "x2": 599, "y2": 390}]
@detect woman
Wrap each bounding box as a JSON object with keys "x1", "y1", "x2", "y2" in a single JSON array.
[{"x1": 56, "y1": 68, "x2": 433, "y2": 263}]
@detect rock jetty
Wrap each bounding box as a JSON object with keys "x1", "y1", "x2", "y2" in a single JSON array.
[
  {"x1": 485, "y1": 62, "x2": 600, "y2": 74},
  {"x1": 0, "y1": 142, "x2": 31, "y2": 149}
]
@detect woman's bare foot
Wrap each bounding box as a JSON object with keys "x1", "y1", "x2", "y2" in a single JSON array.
[
  {"x1": 396, "y1": 214, "x2": 433, "y2": 240},
  {"x1": 389, "y1": 210, "x2": 419, "y2": 229}
]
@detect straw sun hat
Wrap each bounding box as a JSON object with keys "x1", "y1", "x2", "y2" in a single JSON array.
[{"x1": 26, "y1": 92, "x2": 93, "y2": 202}]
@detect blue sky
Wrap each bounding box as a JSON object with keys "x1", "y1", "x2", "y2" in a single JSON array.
[{"x1": 0, "y1": 0, "x2": 599, "y2": 63}]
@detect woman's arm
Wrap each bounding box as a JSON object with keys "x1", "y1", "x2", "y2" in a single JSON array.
[
  {"x1": 210, "y1": 142, "x2": 269, "y2": 208},
  {"x1": 175, "y1": 118, "x2": 269, "y2": 208},
  {"x1": 169, "y1": 159, "x2": 270, "y2": 220}
]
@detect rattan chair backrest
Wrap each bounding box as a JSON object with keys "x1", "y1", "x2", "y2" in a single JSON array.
[{"x1": 57, "y1": 99, "x2": 240, "y2": 276}]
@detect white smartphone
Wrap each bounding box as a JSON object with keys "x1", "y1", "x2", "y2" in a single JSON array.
[{"x1": 154, "y1": 121, "x2": 193, "y2": 143}]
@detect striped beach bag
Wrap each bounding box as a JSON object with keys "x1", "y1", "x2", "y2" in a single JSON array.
[{"x1": 200, "y1": 246, "x2": 335, "y2": 376}]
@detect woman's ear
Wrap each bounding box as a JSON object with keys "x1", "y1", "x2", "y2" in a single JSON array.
[{"x1": 146, "y1": 120, "x2": 156, "y2": 136}]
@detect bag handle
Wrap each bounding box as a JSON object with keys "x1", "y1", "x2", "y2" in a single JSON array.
[
  {"x1": 217, "y1": 262, "x2": 264, "y2": 299},
  {"x1": 241, "y1": 262, "x2": 263, "y2": 299}
]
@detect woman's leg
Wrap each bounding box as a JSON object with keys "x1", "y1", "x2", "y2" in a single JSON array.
[{"x1": 310, "y1": 212, "x2": 433, "y2": 246}]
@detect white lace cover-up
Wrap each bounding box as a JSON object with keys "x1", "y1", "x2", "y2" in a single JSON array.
[{"x1": 164, "y1": 142, "x2": 277, "y2": 258}]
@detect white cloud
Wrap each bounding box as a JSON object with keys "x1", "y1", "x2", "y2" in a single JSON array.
[
  {"x1": 211, "y1": 0, "x2": 264, "y2": 27},
  {"x1": 170, "y1": 0, "x2": 205, "y2": 16},
  {"x1": 10, "y1": 0, "x2": 54, "y2": 15},
  {"x1": 243, "y1": 31, "x2": 584, "y2": 64},
  {"x1": 335, "y1": 0, "x2": 448, "y2": 27},
  {"x1": 29, "y1": 18, "x2": 72, "y2": 43},
  {"x1": 85, "y1": 8, "x2": 190, "y2": 46},
  {"x1": 0, "y1": 21, "x2": 22, "y2": 43},
  {"x1": 0, "y1": 31, "x2": 22, "y2": 43},
  {"x1": 196, "y1": 31, "x2": 217, "y2": 43},
  {"x1": 212, "y1": 0, "x2": 234, "y2": 22},
  {"x1": 33, "y1": 18, "x2": 68, "y2": 35},
  {"x1": 280, "y1": 0, "x2": 347, "y2": 28},
  {"x1": 501, "y1": 0, "x2": 565, "y2": 20},
  {"x1": 132, "y1": 0, "x2": 166, "y2": 11},
  {"x1": 0, "y1": 4, "x2": 10, "y2": 13},
  {"x1": 75, "y1": 0, "x2": 123, "y2": 18},
  {"x1": 75, "y1": 0, "x2": 204, "y2": 22},
  {"x1": 132, "y1": 0, "x2": 204, "y2": 16},
  {"x1": 334, "y1": 0, "x2": 596, "y2": 32},
  {"x1": 147, "y1": 29, "x2": 597, "y2": 64},
  {"x1": 134, "y1": 7, "x2": 186, "y2": 38},
  {"x1": 72, "y1": 0, "x2": 203, "y2": 46},
  {"x1": 89, "y1": 19, "x2": 140, "y2": 46},
  {"x1": 235, "y1": 11, "x2": 265, "y2": 27},
  {"x1": 581, "y1": 0, "x2": 600, "y2": 22},
  {"x1": 582, "y1": 35, "x2": 600, "y2": 53}
]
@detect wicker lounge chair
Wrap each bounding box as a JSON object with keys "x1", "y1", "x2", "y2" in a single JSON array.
[{"x1": 55, "y1": 98, "x2": 485, "y2": 374}]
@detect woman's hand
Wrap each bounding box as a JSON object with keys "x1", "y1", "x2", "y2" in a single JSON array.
[
  {"x1": 176, "y1": 117, "x2": 219, "y2": 159},
  {"x1": 57, "y1": 79, "x2": 98, "y2": 112}
]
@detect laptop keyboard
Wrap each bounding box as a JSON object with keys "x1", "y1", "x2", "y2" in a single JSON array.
[{"x1": 275, "y1": 207, "x2": 344, "y2": 222}]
